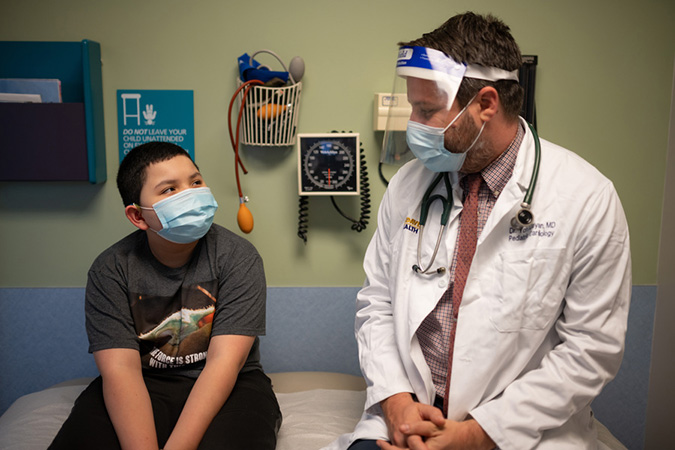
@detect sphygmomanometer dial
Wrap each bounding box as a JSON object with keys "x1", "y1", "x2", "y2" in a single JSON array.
[{"x1": 298, "y1": 134, "x2": 360, "y2": 196}]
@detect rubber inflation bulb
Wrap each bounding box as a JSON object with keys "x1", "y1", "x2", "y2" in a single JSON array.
[
  {"x1": 289, "y1": 56, "x2": 305, "y2": 83},
  {"x1": 237, "y1": 203, "x2": 254, "y2": 234}
]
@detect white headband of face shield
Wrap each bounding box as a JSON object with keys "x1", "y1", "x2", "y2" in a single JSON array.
[
  {"x1": 396, "y1": 46, "x2": 519, "y2": 108},
  {"x1": 396, "y1": 46, "x2": 519, "y2": 82}
]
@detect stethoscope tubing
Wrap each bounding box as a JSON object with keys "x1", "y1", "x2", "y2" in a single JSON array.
[
  {"x1": 523, "y1": 122, "x2": 540, "y2": 207},
  {"x1": 414, "y1": 223, "x2": 448, "y2": 274}
]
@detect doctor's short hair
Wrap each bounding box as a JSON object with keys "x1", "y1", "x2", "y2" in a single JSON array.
[
  {"x1": 399, "y1": 12, "x2": 524, "y2": 121},
  {"x1": 116, "y1": 141, "x2": 199, "y2": 207}
]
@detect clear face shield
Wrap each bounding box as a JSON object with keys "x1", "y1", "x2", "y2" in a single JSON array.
[{"x1": 380, "y1": 46, "x2": 519, "y2": 168}]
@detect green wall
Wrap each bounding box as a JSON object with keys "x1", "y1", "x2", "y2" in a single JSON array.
[{"x1": 1, "y1": 0, "x2": 673, "y2": 287}]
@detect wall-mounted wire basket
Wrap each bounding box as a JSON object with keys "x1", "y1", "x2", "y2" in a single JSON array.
[{"x1": 237, "y1": 80, "x2": 302, "y2": 146}]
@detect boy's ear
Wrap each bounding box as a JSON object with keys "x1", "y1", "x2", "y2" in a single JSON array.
[{"x1": 125, "y1": 204, "x2": 150, "y2": 230}]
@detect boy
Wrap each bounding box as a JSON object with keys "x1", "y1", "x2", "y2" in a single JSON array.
[{"x1": 50, "y1": 142, "x2": 281, "y2": 450}]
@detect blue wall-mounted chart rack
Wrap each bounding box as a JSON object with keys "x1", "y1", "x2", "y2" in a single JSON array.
[{"x1": 0, "y1": 40, "x2": 106, "y2": 183}]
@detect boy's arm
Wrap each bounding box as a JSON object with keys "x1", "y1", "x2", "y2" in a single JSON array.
[
  {"x1": 163, "y1": 334, "x2": 255, "y2": 450},
  {"x1": 94, "y1": 348, "x2": 160, "y2": 450}
]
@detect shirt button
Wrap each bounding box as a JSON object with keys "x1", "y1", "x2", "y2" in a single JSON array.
[{"x1": 438, "y1": 278, "x2": 447, "y2": 288}]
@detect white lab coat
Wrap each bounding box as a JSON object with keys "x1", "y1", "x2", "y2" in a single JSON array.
[{"x1": 324, "y1": 120, "x2": 631, "y2": 450}]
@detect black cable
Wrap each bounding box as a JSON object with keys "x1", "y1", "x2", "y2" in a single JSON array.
[
  {"x1": 297, "y1": 195, "x2": 309, "y2": 243},
  {"x1": 328, "y1": 131, "x2": 370, "y2": 232},
  {"x1": 355, "y1": 142, "x2": 371, "y2": 231},
  {"x1": 378, "y1": 161, "x2": 389, "y2": 186}
]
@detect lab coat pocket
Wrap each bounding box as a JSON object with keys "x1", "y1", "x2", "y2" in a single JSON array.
[{"x1": 491, "y1": 247, "x2": 567, "y2": 332}]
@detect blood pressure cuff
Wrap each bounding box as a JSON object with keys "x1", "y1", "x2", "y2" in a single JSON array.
[{"x1": 238, "y1": 53, "x2": 289, "y2": 84}]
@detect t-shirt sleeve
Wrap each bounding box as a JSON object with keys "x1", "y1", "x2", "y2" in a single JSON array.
[
  {"x1": 211, "y1": 248, "x2": 266, "y2": 338},
  {"x1": 85, "y1": 265, "x2": 139, "y2": 353}
]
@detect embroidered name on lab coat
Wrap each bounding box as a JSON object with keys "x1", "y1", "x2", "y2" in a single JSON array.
[{"x1": 508, "y1": 221, "x2": 556, "y2": 241}]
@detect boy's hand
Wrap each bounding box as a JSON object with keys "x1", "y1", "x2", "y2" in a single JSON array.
[
  {"x1": 94, "y1": 348, "x2": 160, "y2": 450},
  {"x1": 163, "y1": 335, "x2": 255, "y2": 450}
]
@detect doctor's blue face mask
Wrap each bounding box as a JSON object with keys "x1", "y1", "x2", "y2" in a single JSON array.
[
  {"x1": 137, "y1": 187, "x2": 219, "y2": 244},
  {"x1": 406, "y1": 93, "x2": 482, "y2": 172},
  {"x1": 380, "y1": 46, "x2": 519, "y2": 171}
]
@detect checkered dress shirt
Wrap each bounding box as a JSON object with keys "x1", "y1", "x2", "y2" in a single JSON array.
[{"x1": 416, "y1": 123, "x2": 525, "y2": 398}]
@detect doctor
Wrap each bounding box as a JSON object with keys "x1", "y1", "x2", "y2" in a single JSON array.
[{"x1": 325, "y1": 12, "x2": 631, "y2": 450}]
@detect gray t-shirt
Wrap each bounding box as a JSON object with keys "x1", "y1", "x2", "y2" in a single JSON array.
[{"x1": 85, "y1": 224, "x2": 266, "y2": 378}]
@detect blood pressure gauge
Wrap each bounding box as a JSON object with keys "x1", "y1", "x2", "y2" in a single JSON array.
[{"x1": 297, "y1": 133, "x2": 360, "y2": 196}]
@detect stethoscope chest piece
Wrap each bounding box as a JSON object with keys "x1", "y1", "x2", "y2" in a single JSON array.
[
  {"x1": 511, "y1": 202, "x2": 534, "y2": 230},
  {"x1": 412, "y1": 262, "x2": 446, "y2": 274}
]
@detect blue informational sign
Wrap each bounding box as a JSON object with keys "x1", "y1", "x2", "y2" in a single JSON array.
[{"x1": 117, "y1": 90, "x2": 195, "y2": 162}]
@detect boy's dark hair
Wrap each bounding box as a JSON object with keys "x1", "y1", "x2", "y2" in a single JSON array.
[
  {"x1": 399, "y1": 12, "x2": 524, "y2": 120},
  {"x1": 116, "y1": 141, "x2": 198, "y2": 207}
]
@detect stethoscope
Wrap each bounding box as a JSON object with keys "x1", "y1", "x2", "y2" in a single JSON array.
[{"x1": 412, "y1": 122, "x2": 541, "y2": 275}]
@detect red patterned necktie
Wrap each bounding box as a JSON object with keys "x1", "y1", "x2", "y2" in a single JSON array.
[{"x1": 443, "y1": 172, "x2": 482, "y2": 415}]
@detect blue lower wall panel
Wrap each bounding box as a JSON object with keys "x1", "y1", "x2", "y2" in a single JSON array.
[
  {"x1": 0, "y1": 286, "x2": 362, "y2": 415},
  {"x1": 0, "y1": 288, "x2": 98, "y2": 414},
  {"x1": 260, "y1": 287, "x2": 361, "y2": 376},
  {"x1": 0, "y1": 285, "x2": 657, "y2": 450},
  {"x1": 591, "y1": 285, "x2": 656, "y2": 450}
]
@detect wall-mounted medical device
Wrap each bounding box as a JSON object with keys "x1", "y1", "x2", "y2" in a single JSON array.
[
  {"x1": 296, "y1": 132, "x2": 371, "y2": 243},
  {"x1": 228, "y1": 49, "x2": 305, "y2": 234},
  {"x1": 520, "y1": 55, "x2": 538, "y2": 126},
  {"x1": 297, "y1": 133, "x2": 360, "y2": 196},
  {"x1": 235, "y1": 50, "x2": 304, "y2": 147},
  {"x1": 373, "y1": 93, "x2": 411, "y2": 131}
]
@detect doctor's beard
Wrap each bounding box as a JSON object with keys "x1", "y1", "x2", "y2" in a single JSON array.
[{"x1": 444, "y1": 111, "x2": 493, "y2": 174}]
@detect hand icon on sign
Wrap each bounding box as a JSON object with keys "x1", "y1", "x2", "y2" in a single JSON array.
[{"x1": 143, "y1": 104, "x2": 157, "y2": 125}]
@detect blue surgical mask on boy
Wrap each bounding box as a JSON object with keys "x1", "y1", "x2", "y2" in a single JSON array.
[
  {"x1": 406, "y1": 94, "x2": 482, "y2": 173},
  {"x1": 137, "y1": 187, "x2": 218, "y2": 244}
]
